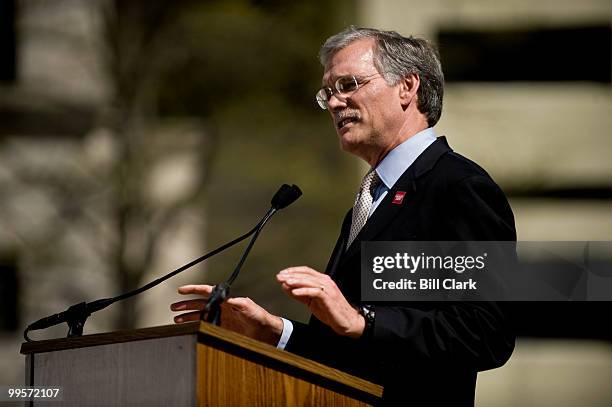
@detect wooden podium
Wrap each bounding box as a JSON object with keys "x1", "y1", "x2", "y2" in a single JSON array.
[{"x1": 20, "y1": 322, "x2": 383, "y2": 406}]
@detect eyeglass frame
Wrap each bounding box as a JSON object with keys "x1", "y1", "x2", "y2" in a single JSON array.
[{"x1": 315, "y1": 73, "x2": 382, "y2": 110}]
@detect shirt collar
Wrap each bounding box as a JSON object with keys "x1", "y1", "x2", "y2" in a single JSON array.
[{"x1": 374, "y1": 127, "x2": 437, "y2": 189}]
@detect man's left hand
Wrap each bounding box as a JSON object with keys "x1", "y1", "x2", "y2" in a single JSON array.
[{"x1": 276, "y1": 266, "x2": 365, "y2": 338}]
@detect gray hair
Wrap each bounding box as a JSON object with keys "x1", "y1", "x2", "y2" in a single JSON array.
[{"x1": 320, "y1": 26, "x2": 444, "y2": 127}]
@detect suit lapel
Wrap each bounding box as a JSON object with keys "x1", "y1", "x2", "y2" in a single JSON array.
[
  {"x1": 340, "y1": 136, "x2": 452, "y2": 266},
  {"x1": 325, "y1": 208, "x2": 352, "y2": 278}
]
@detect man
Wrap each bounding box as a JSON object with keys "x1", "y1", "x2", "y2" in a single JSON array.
[{"x1": 171, "y1": 27, "x2": 516, "y2": 405}]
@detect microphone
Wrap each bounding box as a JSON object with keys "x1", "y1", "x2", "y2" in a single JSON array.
[
  {"x1": 26, "y1": 302, "x2": 89, "y2": 332},
  {"x1": 271, "y1": 184, "x2": 302, "y2": 210},
  {"x1": 24, "y1": 184, "x2": 302, "y2": 341},
  {"x1": 24, "y1": 298, "x2": 113, "y2": 338}
]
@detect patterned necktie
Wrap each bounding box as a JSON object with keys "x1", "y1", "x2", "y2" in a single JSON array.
[{"x1": 347, "y1": 169, "x2": 380, "y2": 248}]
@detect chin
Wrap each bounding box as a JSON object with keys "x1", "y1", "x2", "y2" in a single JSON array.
[
  {"x1": 338, "y1": 135, "x2": 363, "y2": 156},
  {"x1": 338, "y1": 133, "x2": 355, "y2": 151}
]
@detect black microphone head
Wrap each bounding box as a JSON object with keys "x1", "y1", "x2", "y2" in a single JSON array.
[{"x1": 271, "y1": 184, "x2": 302, "y2": 210}]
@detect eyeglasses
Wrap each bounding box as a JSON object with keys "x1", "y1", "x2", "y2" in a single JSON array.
[{"x1": 315, "y1": 73, "x2": 381, "y2": 110}]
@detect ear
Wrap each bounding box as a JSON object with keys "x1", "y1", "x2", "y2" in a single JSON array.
[{"x1": 398, "y1": 73, "x2": 420, "y2": 108}]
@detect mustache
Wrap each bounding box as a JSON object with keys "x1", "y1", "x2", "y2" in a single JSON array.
[{"x1": 334, "y1": 109, "x2": 361, "y2": 124}]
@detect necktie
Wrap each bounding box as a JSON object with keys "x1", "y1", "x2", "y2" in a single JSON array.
[{"x1": 347, "y1": 169, "x2": 380, "y2": 248}]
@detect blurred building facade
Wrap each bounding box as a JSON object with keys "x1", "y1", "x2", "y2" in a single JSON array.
[{"x1": 0, "y1": 0, "x2": 210, "y2": 389}]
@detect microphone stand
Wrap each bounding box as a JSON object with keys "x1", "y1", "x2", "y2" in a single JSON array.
[{"x1": 23, "y1": 184, "x2": 301, "y2": 342}]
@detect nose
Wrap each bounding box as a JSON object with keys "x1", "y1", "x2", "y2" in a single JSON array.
[{"x1": 326, "y1": 92, "x2": 347, "y2": 112}]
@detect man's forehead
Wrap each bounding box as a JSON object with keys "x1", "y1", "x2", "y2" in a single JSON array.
[{"x1": 322, "y1": 38, "x2": 377, "y2": 83}]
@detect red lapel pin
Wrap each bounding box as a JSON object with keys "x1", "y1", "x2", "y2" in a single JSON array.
[{"x1": 392, "y1": 191, "x2": 406, "y2": 205}]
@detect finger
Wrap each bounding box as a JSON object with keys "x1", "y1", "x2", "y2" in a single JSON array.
[
  {"x1": 277, "y1": 281, "x2": 310, "y2": 301},
  {"x1": 280, "y1": 276, "x2": 324, "y2": 290},
  {"x1": 173, "y1": 310, "x2": 203, "y2": 323},
  {"x1": 291, "y1": 287, "x2": 326, "y2": 299},
  {"x1": 278, "y1": 270, "x2": 328, "y2": 284},
  {"x1": 225, "y1": 297, "x2": 250, "y2": 311},
  {"x1": 178, "y1": 284, "x2": 214, "y2": 296},
  {"x1": 170, "y1": 298, "x2": 207, "y2": 311},
  {"x1": 278, "y1": 266, "x2": 318, "y2": 277},
  {"x1": 279, "y1": 282, "x2": 292, "y2": 292},
  {"x1": 276, "y1": 274, "x2": 291, "y2": 285}
]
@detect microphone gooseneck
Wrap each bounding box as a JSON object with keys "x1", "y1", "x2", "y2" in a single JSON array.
[{"x1": 202, "y1": 184, "x2": 302, "y2": 325}]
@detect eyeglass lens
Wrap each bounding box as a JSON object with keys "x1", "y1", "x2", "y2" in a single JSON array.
[{"x1": 316, "y1": 76, "x2": 361, "y2": 109}]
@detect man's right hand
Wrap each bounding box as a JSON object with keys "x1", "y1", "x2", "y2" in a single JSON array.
[{"x1": 170, "y1": 284, "x2": 284, "y2": 346}]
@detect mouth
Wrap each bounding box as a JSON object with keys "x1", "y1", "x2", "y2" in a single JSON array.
[{"x1": 335, "y1": 115, "x2": 359, "y2": 131}]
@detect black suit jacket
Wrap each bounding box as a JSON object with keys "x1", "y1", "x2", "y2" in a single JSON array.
[{"x1": 285, "y1": 137, "x2": 516, "y2": 406}]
